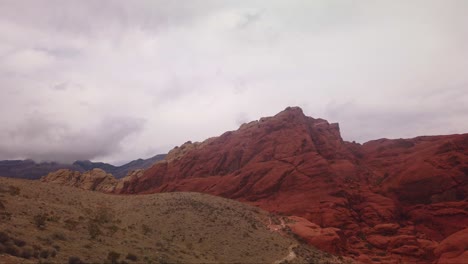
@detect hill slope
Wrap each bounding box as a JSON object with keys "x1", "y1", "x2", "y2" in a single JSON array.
[{"x1": 0, "y1": 177, "x2": 348, "y2": 264}]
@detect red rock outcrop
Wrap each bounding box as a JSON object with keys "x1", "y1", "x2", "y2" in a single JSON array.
[
  {"x1": 434, "y1": 227, "x2": 468, "y2": 264},
  {"x1": 287, "y1": 216, "x2": 346, "y2": 255},
  {"x1": 113, "y1": 107, "x2": 467, "y2": 263}
]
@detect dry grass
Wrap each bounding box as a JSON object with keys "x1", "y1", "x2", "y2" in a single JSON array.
[{"x1": 0, "y1": 177, "x2": 349, "y2": 263}]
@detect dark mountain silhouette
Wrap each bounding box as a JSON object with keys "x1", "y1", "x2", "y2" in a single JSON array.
[{"x1": 0, "y1": 154, "x2": 166, "y2": 179}]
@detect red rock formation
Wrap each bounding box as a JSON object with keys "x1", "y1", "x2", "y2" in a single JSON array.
[
  {"x1": 113, "y1": 107, "x2": 468, "y2": 263},
  {"x1": 434, "y1": 228, "x2": 468, "y2": 264},
  {"x1": 287, "y1": 216, "x2": 346, "y2": 255}
]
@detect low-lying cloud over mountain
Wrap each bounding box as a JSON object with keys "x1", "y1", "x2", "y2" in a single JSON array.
[{"x1": 1, "y1": 0, "x2": 467, "y2": 163}]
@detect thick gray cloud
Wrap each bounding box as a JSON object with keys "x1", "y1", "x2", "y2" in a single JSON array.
[
  {"x1": 0, "y1": 113, "x2": 144, "y2": 163},
  {"x1": 0, "y1": 0, "x2": 467, "y2": 164}
]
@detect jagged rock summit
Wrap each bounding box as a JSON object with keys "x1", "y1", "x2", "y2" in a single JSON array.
[{"x1": 42, "y1": 107, "x2": 468, "y2": 263}]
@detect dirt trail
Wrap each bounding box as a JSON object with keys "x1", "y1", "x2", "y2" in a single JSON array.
[
  {"x1": 268, "y1": 216, "x2": 297, "y2": 264},
  {"x1": 268, "y1": 216, "x2": 286, "y2": 231},
  {"x1": 273, "y1": 244, "x2": 298, "y2": 264}
]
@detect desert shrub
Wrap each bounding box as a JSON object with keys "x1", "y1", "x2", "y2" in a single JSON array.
[
  {"x1": 5, "y1": 243, "x2": 21, "y2": 256},
  {"x1": 107, "y1": 225, "x2": 119, "y2": 236},
  {"x1": 0, "y1": 211, "x2": 12, "y2": 220},
  {"x1": 68, "y1": 256, "x2": 84, "y2": 264},
  {"x1": 13, "y1": 238, "x2": 26, "y2": 247},
  {"x1": 47, "y1": 214, "x2": 61, "y2": 222},
  {"x1": 8, "y1": 186, "x2": 20, "y2": 196},
  {"x1": 34, "y1": 213, "x2": 48, "y2": 229},
  {"x1": 87, "y1": 221, "x2": 101, "y2": 239},
  {"x1": 37, "y1": 235, "x2": 53, "y2": 245},
  {"x1": 51, "y1": 231, "x2": 67, "y2": 241},
  {"x1": 83, "y1": 243, "x2": 93, "y2": 249},
  {"x1": 64, "y1": 219, "x2": 80, "y2": 231},
  {"x1": 0, "y1": 231, "x2": 10, "y2": 243},
  {"x1": 21, "y1": 246, "x2": 34, "y2": 259},
  {"x1": 39, "y1": 249, "x2": 50, "y2": 258},
  {"x1": 141, "y1": 224, "x2": 152, "y2": 235},
  {"x1": 94, "y1": 207, "x2": 114, "y2": 224},
  {"x1": 126, "y1": 252, "x2": 138, "y2": 261},
  {"x1": 107, "y1": 251, "x2": 120, "y2": 264}
]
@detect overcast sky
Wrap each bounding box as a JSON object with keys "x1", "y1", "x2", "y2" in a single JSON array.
[{"x1": 1, "y1": 0, "x2": 467, "y2": 164}]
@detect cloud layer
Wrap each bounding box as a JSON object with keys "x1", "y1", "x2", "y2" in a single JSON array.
[{"x1": 1, "y1": 0, "x2": 467, "y2": 163}]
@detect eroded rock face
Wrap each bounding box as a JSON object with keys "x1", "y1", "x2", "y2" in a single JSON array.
[
  {"x1": 44, "y1": 107, "x2": 468, "y2": 263},
  {"x1": 41, "y1": 168, "x2": 118, "y2": 192},
  {"x1": 434, "y1": 228, "x2": 468, "y2": 264},
  {"x1": 362, "y1": 135, "x2": 468, "y2": 205},
  {"x1": 287, "y1": 216, "x2": 346, "y2": 255}
]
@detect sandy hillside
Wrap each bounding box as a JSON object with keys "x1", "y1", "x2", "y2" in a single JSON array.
[{"x1": 0, "y1": 177, "x2": 349, "y2": 264}]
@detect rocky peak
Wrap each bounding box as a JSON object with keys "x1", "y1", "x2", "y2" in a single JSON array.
[
  {"x1": 118, "y1": 107, "x2": 351, "y2": 195},
  {"x1": 273, "y1": 106, "x2": 306, "y2": 120}
]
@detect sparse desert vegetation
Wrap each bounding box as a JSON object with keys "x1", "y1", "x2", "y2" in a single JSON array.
[{"x1": 0, "y1": 177, "x2": 349, "y2": 263}]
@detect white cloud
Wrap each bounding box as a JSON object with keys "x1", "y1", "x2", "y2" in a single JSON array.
[
  {"x1": 0, "y1": 0, "x2": 467, "y2": 163},
  {"x1": 1, "y1": 49, "x2": 55, "y2": 73}
]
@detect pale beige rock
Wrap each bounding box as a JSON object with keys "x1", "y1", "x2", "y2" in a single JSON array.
[{"x1": 41, "y1": 168, "x2": 117, "y2": 192}]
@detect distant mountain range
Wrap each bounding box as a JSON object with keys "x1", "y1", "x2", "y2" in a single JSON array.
[{"x1": 0, "y1": 154, "x2": 166, "y2": 179}]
